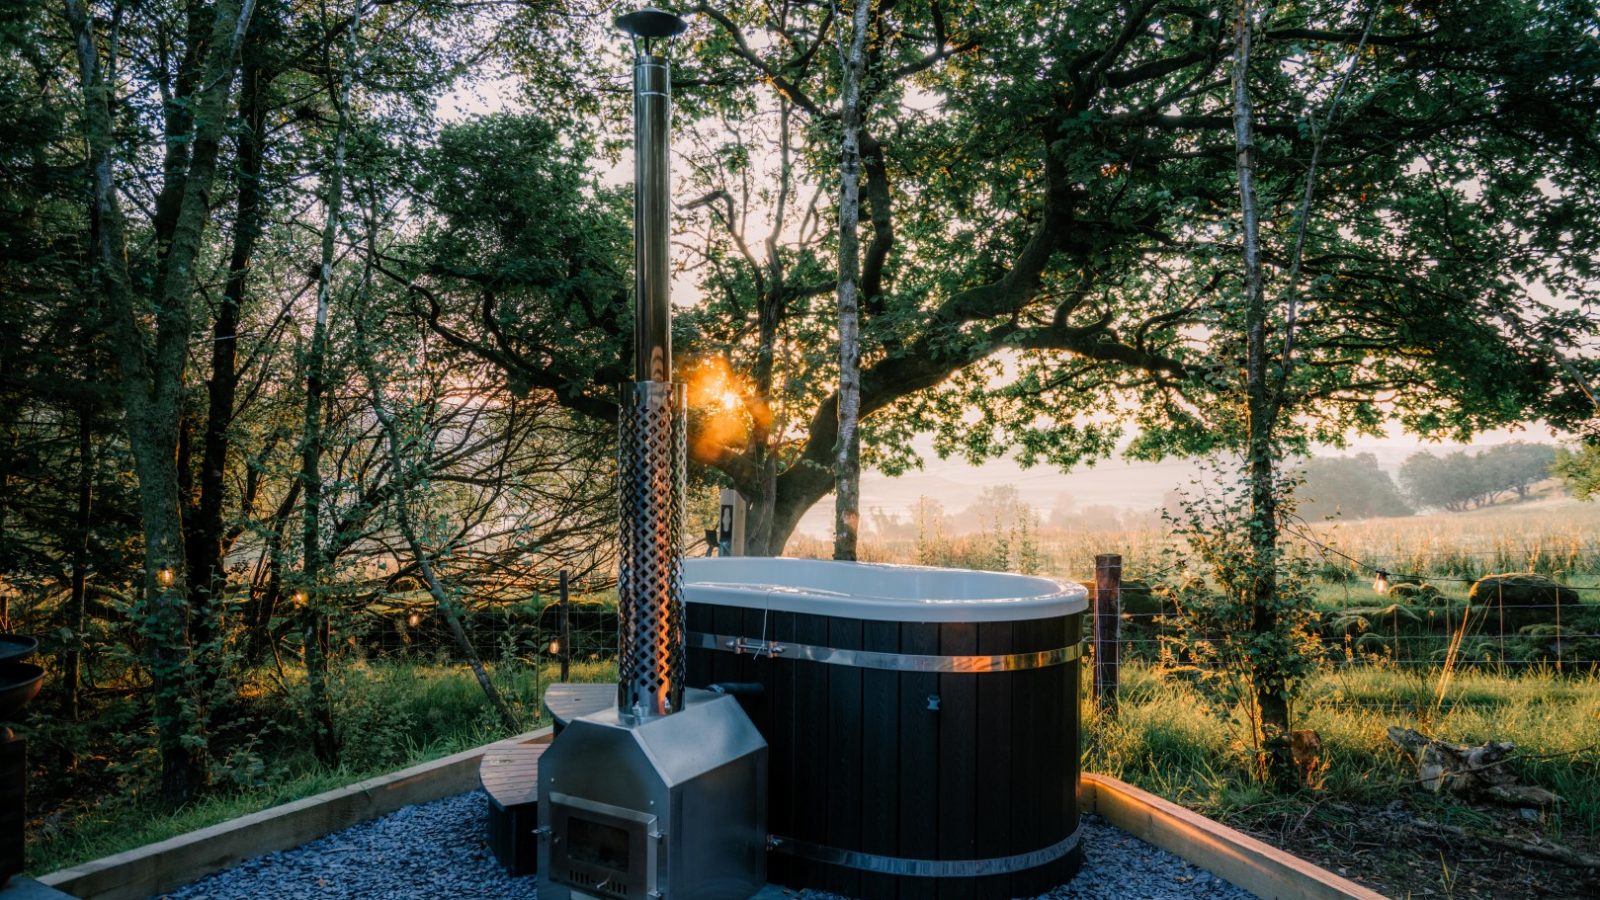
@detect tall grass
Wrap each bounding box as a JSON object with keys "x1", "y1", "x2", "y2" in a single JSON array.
[
  {"x1": 1087, "y1": 664, "x2": 1600, "y2": 835},
  {"x1": 27, "y1": 658, "x2": 616, "y2": 876},
  {"x1": 1291, "y1": 498, "x2": 1600, "y2": 583}
]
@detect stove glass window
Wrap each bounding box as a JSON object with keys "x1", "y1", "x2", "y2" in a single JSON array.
[{"x1": 567, "y1": 815, "x2": 630, "y2": 873}]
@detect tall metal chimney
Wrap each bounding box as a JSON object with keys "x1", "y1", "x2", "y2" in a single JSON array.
[
  {"x1": 537, "y1": 16, "x2": 767, "y2": 896},
  {"x1": 616, "y1": 6, "x2": 688, "y2": 720}
]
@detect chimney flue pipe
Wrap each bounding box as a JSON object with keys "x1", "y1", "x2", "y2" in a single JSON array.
[
  {"x1": 616, "y1": 7, "x2": 688, "y2": 720},
  {"x1": 633, "y1": 50, "x2": 672, "y2": 382}
]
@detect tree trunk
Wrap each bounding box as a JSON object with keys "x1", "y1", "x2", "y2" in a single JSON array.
[
  {"x1": 245, "y1": 478, "x2": 299, "y2": 659},
  {"x1": 833, "y1": 0, "x2": 871, "y2": 562},
  {"x1": 1232, "y1": 0, "x2": 1294, "y2": 789},
  {"x1": 66, "y1": 396, "x2": 93, "y2": 722},
  {"x1": 298, "y1": 0, "x2": 357, "y2": 767},
  {"x1": 189, "y1": 7, "x2": 270, "y2": 695},
  {"x1": 64, "y1": 0, "x2": 258, "y2": 807}
]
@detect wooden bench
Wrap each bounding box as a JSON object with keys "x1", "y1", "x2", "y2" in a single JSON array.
[
  {"x1": 480, "y1": 683, "x2": 614, "y2": 876},
  {"x1": 480, "y1": 738, "x2": 548, "y2": 876}
]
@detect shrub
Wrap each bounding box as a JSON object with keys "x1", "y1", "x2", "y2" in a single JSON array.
[{"x1": 1469, "y1": 573, "x2": 1580, "y2": 628}]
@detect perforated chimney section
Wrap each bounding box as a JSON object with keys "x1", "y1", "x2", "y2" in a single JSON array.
[{"x1": 617, "y1": 382, "x2": 685, "y2": 717}]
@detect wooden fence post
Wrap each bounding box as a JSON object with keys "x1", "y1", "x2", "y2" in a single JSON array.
[
  {"x1": 558, "y1": 570, "x2": 571, "y2": 683},
  {"x1": 1094, "y1": 554, "x2": 1122, "y2": 715}
]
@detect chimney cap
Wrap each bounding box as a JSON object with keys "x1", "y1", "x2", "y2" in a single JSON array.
[{"x1": 617, "y1": 7, "x2": 688, "y2": 39}]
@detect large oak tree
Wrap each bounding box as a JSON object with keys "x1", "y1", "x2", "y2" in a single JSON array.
[{"x1": 428, "y1": 0, "x2": 1599, "y2": 554}]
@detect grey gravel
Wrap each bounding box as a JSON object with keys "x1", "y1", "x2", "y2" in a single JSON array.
[
  {"x1": 157, "y1": 791, "x2": 536, "y2": 900},
  {"x1": 789, "y1": 815, "x2": 1253, "y2": 900},
  {"x1": 158, "y1": 799, "x2": 1251, "y2": 900},
  {"x1": 1028, "y1": 813, "x2": 1254, "y2": 899}
]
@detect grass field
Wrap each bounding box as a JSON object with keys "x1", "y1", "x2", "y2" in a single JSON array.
[
  {"x1": 1093, "y1": 663, "x2": 1600, "y2": 897},
  {"x1": 1093, "y1": 664, "x2": 1600, "y2": 828},
  {"x1": 800, "y1": 495, "x2": 1600, "y2": 588}
]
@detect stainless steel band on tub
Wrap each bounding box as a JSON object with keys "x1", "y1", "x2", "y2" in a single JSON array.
[
  {"x1": 686, "y1": 631, "x2": 1084, "y2": 672},
  {"x1": 768, "y1": 825, "x2": 1082, "y2": 877}
]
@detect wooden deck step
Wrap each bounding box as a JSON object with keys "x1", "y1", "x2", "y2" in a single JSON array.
[{"x1": 542, "y1": 681, "x2": 615, "y2": 734}]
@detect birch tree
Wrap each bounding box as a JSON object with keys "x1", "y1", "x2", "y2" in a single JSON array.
[
  {"x1": 296, "y1": 0, "x2": 361, "y2": 766},
  {"x1": 833, "y1": 0, "x2": 872, "y2": 561},
  {"x1": 1225, "y1": 0, "x2": 1377, "y2": 786},
  {"x1": 1229, "y1": 0, "x2": 1296, "y2": 785}
]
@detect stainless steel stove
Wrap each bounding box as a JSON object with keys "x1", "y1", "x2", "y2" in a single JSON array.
[{"x1": 537, "y1": 690, "x2": 766, "y2": 899}]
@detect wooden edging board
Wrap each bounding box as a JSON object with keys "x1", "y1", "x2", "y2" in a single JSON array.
[
  {"x1": 1081, "y1": 773, "x2": 1388, "y2": 900},
  {"x1": 37, "y1": 726, "x2": 554, "y2": 900}
]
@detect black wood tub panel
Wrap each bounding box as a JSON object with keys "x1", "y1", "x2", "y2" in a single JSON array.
[
  {"x1": 859, "y1": 618, "x2": 902, "y2": 900},
  {"x1": 937, "y1": 620, "x2": 978, "y2": 900},
  {"x1": 973, "y1": 619, "x2": 1014, "y2": 900},
  {"x1": 793, "y1": 611, "x2": 832, "y2": 890},
  {"x1": 898, "y1": 620, "x2": 942, "y2": 900}
]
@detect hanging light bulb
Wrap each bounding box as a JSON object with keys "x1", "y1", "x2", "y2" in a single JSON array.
[
  {"x1": 1373, "y1": 570, "x2": 1389, "y2": 596},
  {"x1": 156, "y1": 568, "x2": 175, "y2": 588}
]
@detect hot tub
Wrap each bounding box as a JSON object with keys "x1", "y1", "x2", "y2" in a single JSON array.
[{"x1": 683, "y1": 557, "x2": 1088, "y2": 899}]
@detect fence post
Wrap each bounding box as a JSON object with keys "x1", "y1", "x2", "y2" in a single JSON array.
[
  {"x1": 1555, "y1": 583, "x2": 1562, "y2": 675},
  {"x1": 558, "y1": 570, "x2": 571, "y2": 682},
  {"x1": 1093, "y1": 553, "x2": 1122, "y2": 716}
]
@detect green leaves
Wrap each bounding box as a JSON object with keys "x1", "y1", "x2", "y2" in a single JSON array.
[{"x1": 1552, "y1": 440, "x2": 1600, "y2": 501}]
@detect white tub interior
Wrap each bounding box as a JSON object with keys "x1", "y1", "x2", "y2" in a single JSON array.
[{"x1": 682, "y1": 557, "x2": 1087, "y2": 622}]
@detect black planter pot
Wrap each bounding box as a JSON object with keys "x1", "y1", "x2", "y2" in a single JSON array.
[{"x1": 0, "y1": 634, "x2": 41, "y2": 889}]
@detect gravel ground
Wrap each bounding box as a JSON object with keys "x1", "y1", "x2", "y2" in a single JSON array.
[
  {"x1": 158, "y1": 793, "x2": 1253, "y2": 900},
  {"x1": 157, "y1": 792, "x2": 536, "y2": 900}
]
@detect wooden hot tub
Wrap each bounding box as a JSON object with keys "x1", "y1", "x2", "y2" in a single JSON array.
[{"x1": 684, "y1": 558, "x2": 1088, "y2": 900}]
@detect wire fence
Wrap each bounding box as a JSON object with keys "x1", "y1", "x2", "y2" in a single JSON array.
[{"x1": 1079, "y1": 551, "x2": 1600, "y2": 678}]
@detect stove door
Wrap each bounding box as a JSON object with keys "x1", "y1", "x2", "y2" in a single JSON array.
[{"x1": 548, "y1": 791, "x2": 659, "y2": 899}]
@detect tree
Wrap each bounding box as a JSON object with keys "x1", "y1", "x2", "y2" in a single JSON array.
[
  {"x1": 1478, "y1": 442, "x2": 1556, "y2": 502},
  {"x1": 1224, "y1": 0, "x2": 1301, "y2": 787},
  {"x1": 295, "y1": 0, "x2": 363, "y2": 769},
  {"x1": 1400, "y1": 450, "x2": 1475, "y2": 511},
  {"x1": 833, "y1": 0, "x2": 872, "y2": 561},
  {"x1": 1401, "y1": 443, "x2": 1557, "y2": 509},
  {"x1": 1296, "y1": 454, "x2": 1410, "y2": 521},
  {"x1": 1553, "y1": 440, "x2": 1600, "y2": 500},
  {"x1": 64, "y1": 0, "x2": 260, "y2": 806},
  {"x1": 460, "y1": 0, "x2": 1600, "y2": 556}
]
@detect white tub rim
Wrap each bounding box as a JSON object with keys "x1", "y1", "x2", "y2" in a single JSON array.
[{"x1": 682, "y1": 556, "x2": 1088, "y2": 623}]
